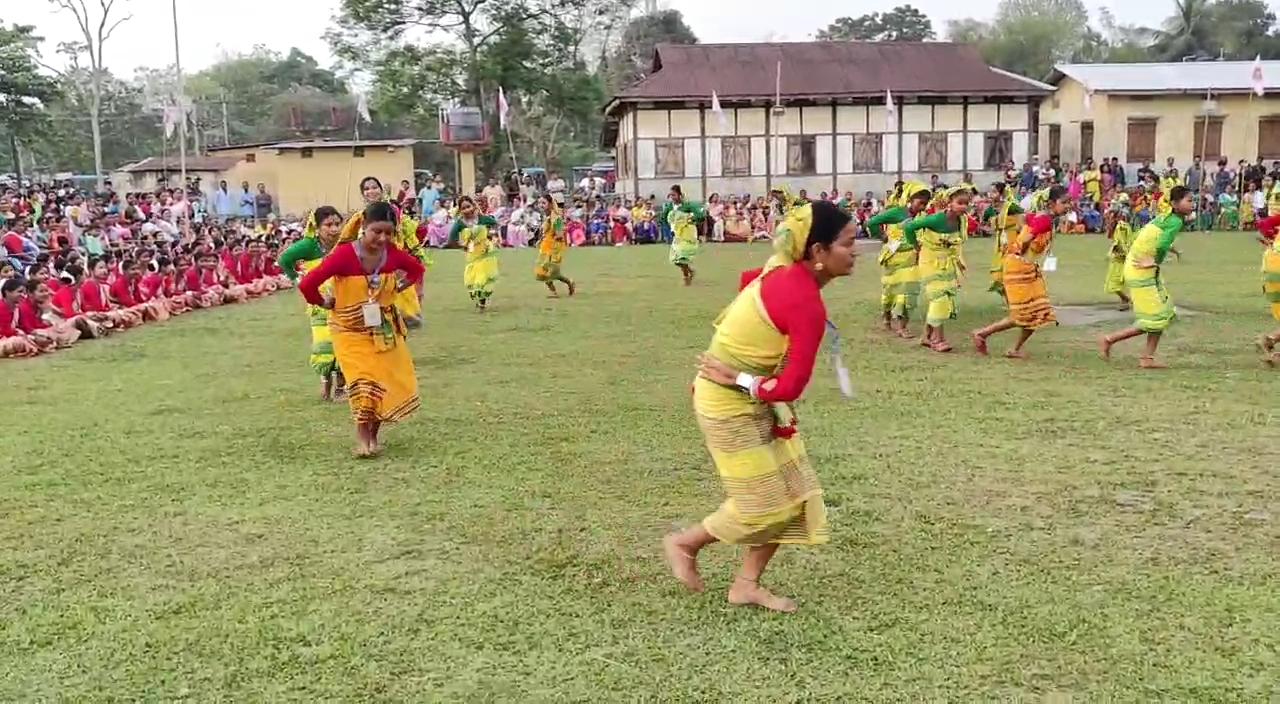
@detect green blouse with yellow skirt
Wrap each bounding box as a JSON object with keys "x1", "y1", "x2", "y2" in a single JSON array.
[
  {"x1": 1123, "y1": 213, "x2": 1185, "y2": 333},
  {"x1": 902, "y1": 211, "x2": 969, "y2": 327},
  {"x1": 451, "y1": 215, "x2": 500, "y2": 303}
]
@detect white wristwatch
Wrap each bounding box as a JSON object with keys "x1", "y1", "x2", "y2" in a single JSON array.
[{"x1": 735, "y1": 372, "x2": 759, "y2": 397}]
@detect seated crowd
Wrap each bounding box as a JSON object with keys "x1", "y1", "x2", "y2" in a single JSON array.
[{"x1": 1, "y1": 183, "x2": 297, "y2": 359}]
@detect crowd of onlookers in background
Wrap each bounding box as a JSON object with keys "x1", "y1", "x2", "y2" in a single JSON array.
[{"x1": 1, "y1": 180, "x2": 297, "y2": 359}]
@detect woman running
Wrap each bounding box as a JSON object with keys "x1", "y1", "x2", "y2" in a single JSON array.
[
  {"x1": 971, "y1": 185, "x2": 1069, "y2": 358},
  {"x1": 663, "y1": 200, "x2": 858, "y2": 613},
  {"x1": 1097, "y1": 186, "x2": 1192, "y2": 369}
]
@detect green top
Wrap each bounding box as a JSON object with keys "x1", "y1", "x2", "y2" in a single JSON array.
[
  {"x1": 981, "y1": 202, "x2": 1024, "y2": 221},
  {"x1": 1149, "y1": 213, "x2": 1184, "y2": 265},
  {"x1": 659, "y1": 200, "x2": 705, "y2": 225},
  {"x1": 865, "y1": 206, "x2": 908, "y2": 240},
  {"x1": 276, "y1": 237, "x2": 324, "y2": 281},
  {"x1": 901, "y1": 211, "x2": 963, "y2": 248},
  {"x1": 448, "y1": 215, "x2": 499, "y2": 242}
]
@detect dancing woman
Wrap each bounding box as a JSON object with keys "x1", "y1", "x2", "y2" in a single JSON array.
[
  {"x1": 1104, "y1": 193, "x2": 1134, "y2": 308},
  {"x1": 534, "y1": 194, "x2": 576, "y2": 298},
  {"x1": 298, "y1": 201, "x2": 425, "y2": 457},
  {"x1": 662, "y1": 185, "x2": 705, "y2": 286},
  {"x1": 902, "y1": 187, "x2": 971, "y2": 352},
  {"x1": 971, "y1": 185, "x2": 1069, "y2": 358},
  {"x1": 1098, "y1": 186, "x2": 1193, "y2": 369},
  {"x1": 277, "y1": 206, "x2": 346, "y2": 400},
  {"x1": 450, "y1": 196, "x2": 500, "y2": 311},
  {"x1": 341, "y1": 176, "x2": 430, "y2": 327},
  {"x1": 865, "y1": 181, "x2": 929, "y2": 337},
  {"x1": 983, "y1": 182, "x2": 1024, "y2": 298},
  {"x1": 1254, "y1": 213, "x2": 1280, "y2": 365},
  {"x1": 663, "y1": 200, "x2": 858, "y2": 613}
]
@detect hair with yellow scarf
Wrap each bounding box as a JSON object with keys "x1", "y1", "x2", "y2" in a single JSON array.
[{"x1": 763, "y1": 202, "x2": 814, "y2": 273}]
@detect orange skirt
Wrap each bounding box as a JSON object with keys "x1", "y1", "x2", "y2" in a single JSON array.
[{"x1": 1002, "y1": 255, "x2": 1057, "y2": 330}]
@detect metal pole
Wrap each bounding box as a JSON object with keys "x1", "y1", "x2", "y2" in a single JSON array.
[
  {"x1": 9, "y1": 134, "x2": 22, "y2": 188},
  {"x1": 172, "y1": 0, "x2": 187, "y2": 187},
  {"x1": 220, "y1": 92, "x2": 230, "y2": 145}
]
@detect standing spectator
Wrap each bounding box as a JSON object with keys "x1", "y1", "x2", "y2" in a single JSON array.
[
  {"x1": 546, "y1": 171, "x2": 566, "y2": 205},
  {"x1": 253, "y1": 183, "x2": 274, "y2": 225},
  {"x1": 1110, "y1": 156, "x2": 1126, "y2": 188},
  {"x1": 237, "y1": 181, "x2": 255, "y2": 220},
  {"x1": 1185, "y1": 156, "x2": 1203, "y2": 193},
  {"x1": 212, "y1": 181, "x2": 233, "y2": 222},
  {"x1": 481, "y1": 177, "x2": 504, "y2": 211},
  {"x1": 417, "y1": 176, "x2": 441, "y2": 216}
]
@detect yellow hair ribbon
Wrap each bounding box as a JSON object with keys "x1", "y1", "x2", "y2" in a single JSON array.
[
  {"x1": 763, "y1": 203, "x2": 813, "y2": 273},
  {"x1": 943, "y1": 185, "x2": 969, "y2": 201},
  {"x1": 338, "y1": 211, "x2": 363, "y2": 243},
  {"x1": 302, "y1": 210, "x2": 317, "y2": 239}
]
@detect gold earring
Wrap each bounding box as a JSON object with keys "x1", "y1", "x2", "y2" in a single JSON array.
[{"x1": 814, "y1": 262, "x2": 825, "y2": 271}]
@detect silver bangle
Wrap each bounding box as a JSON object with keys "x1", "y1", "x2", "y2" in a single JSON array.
[{"x1": 735, "y1": 372, "x2": 758, "y2": 397}]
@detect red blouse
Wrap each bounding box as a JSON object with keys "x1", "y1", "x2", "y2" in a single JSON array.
[
  {"x1": 0, "y1": 299, "x2": 20, "y2": 337},
  {"x1": 16, "y1": 297, "x2": 49, "y2": 332},
  {"x1": 1258, "y1": 214, "x2": 1280, "y2": 241},
  {"x1": 732, "y1": 262, "x2": 826, "y2": 404},
  {"x1": 138, "y1": 273, "x2": 174, "y2": 301},
  {"x1": 51, "y1": 284, "x2": 79, "y2": 318},
  {"x1": 109, "y1": 277, "x2": 140, "y2": 307},
  {"x1": 298, "y1": 242, "x2": 426, "y2": 307},
  {"x1": 79, "y1": 280, "x2": 112, "y2": 313},
  {"x1": 1025, "y1": 212, "x2": 1053, "y2": 237}
]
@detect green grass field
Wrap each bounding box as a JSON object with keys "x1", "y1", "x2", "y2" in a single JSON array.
[{"x1": 2, "y1": 233, "x2": 1276, "y2": 700}]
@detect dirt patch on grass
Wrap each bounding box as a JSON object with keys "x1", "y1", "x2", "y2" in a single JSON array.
[{"x1": 1056, "y1": 304, "x2": 1202, "y2": 327}]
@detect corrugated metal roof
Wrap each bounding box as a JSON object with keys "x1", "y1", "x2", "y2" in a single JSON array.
[
  {"x1": 608, "y1": 42, "x2": 1048, "y2": 112},
  {"x1": 116, "y1": 156, "x2": 241, "y2": 172},
  {"x1": 1051, "y1": 61, "x2": 1280, "y2": 93}
]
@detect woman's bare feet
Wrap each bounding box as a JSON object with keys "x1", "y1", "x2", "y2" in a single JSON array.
[
  {"x1": 1004, "y1": 349, "x2": 1028, "y2": 359},
  {"x1": 1139, "y1": 356, "x2": 1167, "y2": 370},
  {"x1": 727, "y1": 577, "x2": 797, "y2": 612},
  {"x1": 1097, "y1": 334, "x2": 1113, "y2": 361},
  {"x1": 320, "y1": 377, "x2": 332, "y2": 400},
  {"x1": 662, "y1": 534, "x2": 704, "y2": 593},
  {"x1": 971, "y1": 331, "x2": 988, "y2": 355},
  {"x1": 567, "y1": 280, "x2": 577, "y2": 297}
]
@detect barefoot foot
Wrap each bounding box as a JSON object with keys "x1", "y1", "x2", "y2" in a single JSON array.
[
  {"x1": 1139, "y1": 356, "x2": 1167, "y2": 369},
  {"x1": 727, "y1": 577, "x2": 797, "y2": 613},
  {"x1": 662, "y1": 534, "x2": 704, "y2": 593},
  {"x1": 1004, "y1": 349, "x2": 1029, "y2": 359},
  {"x1": 1096, "y1": 334, "x2": 1113, "y2": 361},
  {"x1": 567, "y1": 280, "x2": 577, "y2": 297},
  {"x1": 971, "y1": 332, "x2": 988, "y2": 355}
]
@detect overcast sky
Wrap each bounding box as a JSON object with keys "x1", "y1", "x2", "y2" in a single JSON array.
[{"x1": 7, "y1": 0, "x2": 1203, "y2": 74}]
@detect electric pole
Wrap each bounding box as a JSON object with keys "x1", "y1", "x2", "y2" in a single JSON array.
[{"x1": 220, "y1": 91, "x2": 230, "y2": 145}]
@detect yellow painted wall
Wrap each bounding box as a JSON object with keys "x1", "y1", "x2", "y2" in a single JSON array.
[
  {"x1": 269, "y1": 147, "x2": 414, "y2": 216},
  {"x1": 1039, "y1": 76, "x2": 1280, "y2": 166}
]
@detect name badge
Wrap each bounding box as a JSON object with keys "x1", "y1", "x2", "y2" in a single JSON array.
[
  {"x1": 825, "y1": 320, "x2": 853, "y2": 398},
  {"x1": 360, "y1": 302, "x2": 382, "y2": 328},
  {"x1": 1042, "y1": 256, "x2": 1058, "y2": 272}
]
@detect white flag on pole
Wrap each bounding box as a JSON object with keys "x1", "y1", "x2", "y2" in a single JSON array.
[
  {"x1": 1252, "y1": 55, "x2": 1266, "y2": 97},
  {"x1": 162, "y1": 105, "x2": 177, "y2": 139},
  {"x1": 711, "y1": 90, "x2": 727, "y2": 128},
  {"x1": 497, "y1": 87, "x2": 510, "y2": 129},
  {"x1": 1083, "y1": 83, "x2": 1094, "y2": 112},
  {"x1": 884, "y1": 89, "x2": 896, "y2": 129}
]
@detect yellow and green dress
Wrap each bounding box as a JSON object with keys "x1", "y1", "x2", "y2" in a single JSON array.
[
  {"x1": 903, "y1": 210, "x2": 969, "y2": 327},
  {"x1": 1263, "y1": 237, "x2": 1280, "y2": 321},
  {"x1": 1124, "y1": 212, "x2": 1185, "y2": 333},
  {"x1": 276, "y1": 226, "x2": 339, "y2": 378},
  {"x1": 865, "y1": 205, "x2": 922, "y2": 320},
  {"x1": 693, "y1": 204, "x2": 827, "y2": 546},
  {"x1": 662, "y1": 200, "x2": 704, "y2": 266},
  {"x1": 451, "y1": 215, "x2": 500, "y2": 304},
  {"x1": 982, "y1": 199, "x2": 1023, "y2": 297},
  {"x1": 534, "y1": 209, "x2": 569, "y2": 283},
  {"x1": 339, "y1": 203, "x2": 430, "y2": 324},
  {"x1": 1105, "y1": 202, "x2": 1135, "y2": 295}
]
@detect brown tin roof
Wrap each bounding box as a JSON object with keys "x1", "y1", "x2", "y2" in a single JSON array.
[{"x1": 608, "y1": 42, "x2": 1049, "y2": 113}]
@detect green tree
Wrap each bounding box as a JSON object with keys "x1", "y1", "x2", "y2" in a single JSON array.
[
  {"x1": 945, "y1": 0, "x2": 1093, "y2": 79},
  {"x1": 604, "y1": 9, "x2": 698, "y2": 90},
  {"x1": 46, "y1": 0, "x2": 132, "y2": 188},
  {"x1": 816, "y1": 5, "x2": 935, "y2": 42},
  {"x1": 0, "y1": 23, "x2": 60, "y2": 181}
]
